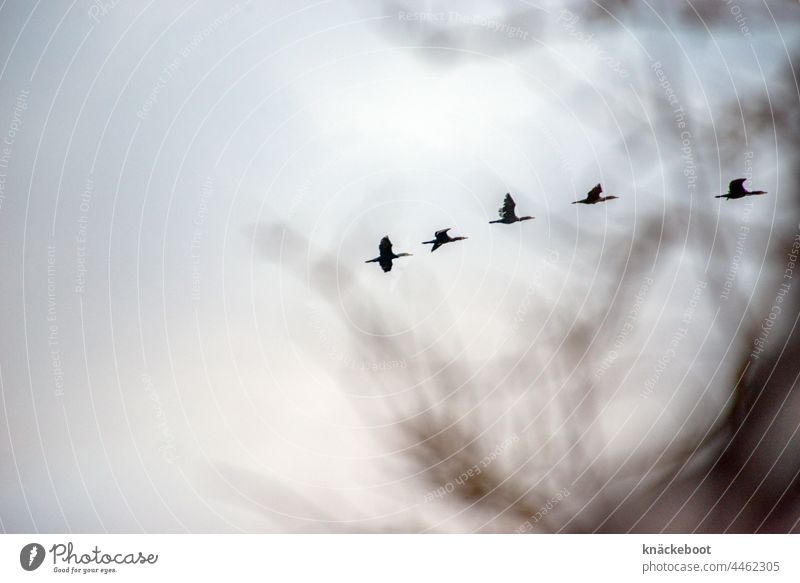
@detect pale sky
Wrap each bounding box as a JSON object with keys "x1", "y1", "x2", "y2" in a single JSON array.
[{"x1": 0, "y1": 0, "x2": 797, "y2": 532}]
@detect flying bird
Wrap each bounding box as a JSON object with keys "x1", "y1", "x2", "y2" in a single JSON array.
[
  {"x1": 715, "y1": 178, "x2": 767, "y2": 200},
  {"x1": 572, "y1": 183, "x2": 619, "y2": 205},
  {"x1": 489, "y1": 193, "x2": 534, "y2": 224},
  {"x1": 365, "y1": 236, "x2": 412, "y2": 272},
  {"x1": 422, "y1": 228, "x2": 468, "y2": 252}
]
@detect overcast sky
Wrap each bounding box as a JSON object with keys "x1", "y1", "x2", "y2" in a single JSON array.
[{"x1": 0, "y1": 0, "x2": 798, "y2": 532}]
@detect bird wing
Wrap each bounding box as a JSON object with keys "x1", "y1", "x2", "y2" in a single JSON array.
[
  {"x1": 434, "y1": 228, "x2": 451, "y2": 238},
  {"x1": 498, "y1": 193, "x2": 516, "y2": 219},
  {"x1": 729, "y1": 178, "x2": 747, "y2": 195},
  {"x1": 379, "y1": 236, "x2": 393, "y2": 257},
  {"x1": 586, "y1": 183, "x2": 602, "y2": 202}
]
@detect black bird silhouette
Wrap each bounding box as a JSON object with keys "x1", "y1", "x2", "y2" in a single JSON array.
[
  {"x1": 489, "y1": 193, "x2": 534, "y2": 224},
  {"x1": 422, "y1": 228, "x2": 468, "y2": 252},
  {"x1": 572, "y1": 183, "x2": 619, "y2": 205},
  {"x1": 365, "y1": 236, "x2": 412, "y2": 272},
  {"x1": 715, "y1": 178, "x2": 767, "y2": 200}
]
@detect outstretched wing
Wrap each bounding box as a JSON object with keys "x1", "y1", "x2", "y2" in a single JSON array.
[
  {"x1": 434, "y1": 228, "x2": 451, "y2": 238},
  {"x1": 498, "y1": 193, "x2": 516, "y2": 219},
  {"x1": 729, "y1": 178, "x2": 747, "y2": 195},
  {"x1": 378, "y1": 236, "x2": 393, "y2": 257},
  {"x1": 586, "y1": 183, "x2": 602, "y2": 202}
]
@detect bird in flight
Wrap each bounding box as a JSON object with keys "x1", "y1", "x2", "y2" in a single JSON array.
[
  {"x1": 715, "y1": 178, "x2": 767, "y2": 200},
  {"x1": 422, "y1": 228, "x2": 468, "y2": 252},
  {"x1": 572, "y1": 183, "x2": 619, "y2": 205},
  {"x1": 489, "y1": 193, "x2": 534, "y2": 224},
  {"x1": 365, "y1": 236, "x2": 413, "y2": 272}
]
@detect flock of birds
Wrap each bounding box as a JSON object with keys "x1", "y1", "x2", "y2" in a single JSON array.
[{"x1": 366, "y1": 178, "x2": 767, "y2": 272}]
